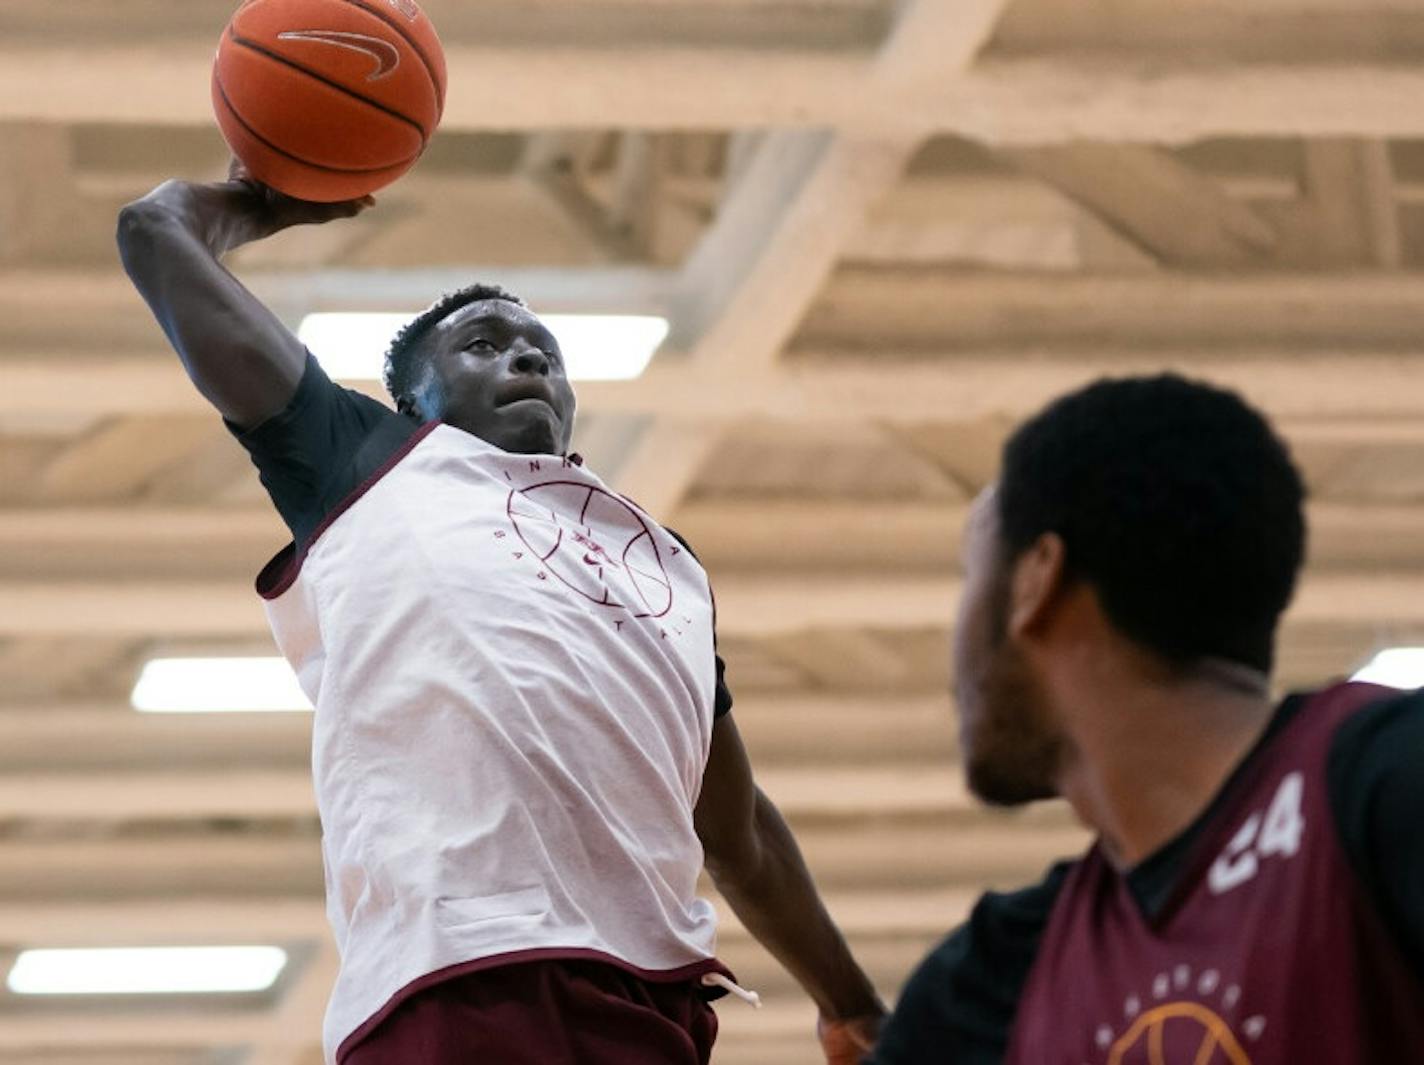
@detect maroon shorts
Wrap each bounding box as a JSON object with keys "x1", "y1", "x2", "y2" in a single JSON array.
[{"x1": 341, "y1": 958, "x2": 720, "y2": 1065}]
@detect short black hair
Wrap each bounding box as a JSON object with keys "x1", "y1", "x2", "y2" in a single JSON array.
[
  {"x1": 997, "y1": 374, "x2": 1305, "y2": 673},
  {"x1": 383, "y1": 282, "x2": 526, "y2": 414}
]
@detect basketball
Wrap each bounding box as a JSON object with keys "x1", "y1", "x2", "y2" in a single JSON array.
[{"x1": 211, "y1": 0, "x2": 447, "y2": 202}]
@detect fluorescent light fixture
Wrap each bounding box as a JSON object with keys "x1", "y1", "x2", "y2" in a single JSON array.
[
  {"x1": 298, "y1": 312, "x2": 668, "y2": 382},
  {"x1": 1351, "y1": 647, "x2": 1424, "y2": 690},
  {"x1": 7, "y1": 946, "x2": 287, "y2": 995},
  {"x1": 131, "y1": 656, "x2": 311, "y2": 713}
]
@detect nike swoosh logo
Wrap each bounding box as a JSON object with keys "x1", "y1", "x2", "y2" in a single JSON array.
[{"x1": 277, "y1": 29, "x2": 401, "y2": 81}]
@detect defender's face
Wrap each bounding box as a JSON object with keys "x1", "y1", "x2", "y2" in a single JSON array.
[
  {"x1": 953, "y1": 487, "x2": 1062, "y2": 806},
  {"x1": 415, "y1": 300, "x2": 577, "y2": 456}
]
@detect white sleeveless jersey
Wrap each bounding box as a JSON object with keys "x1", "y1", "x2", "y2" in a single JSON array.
[{"x1": 256, "y1": 422, "x2": 722, "y2": 1060}]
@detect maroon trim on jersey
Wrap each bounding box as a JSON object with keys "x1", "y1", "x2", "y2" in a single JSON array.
[
  {"x1": 1156, "y1": 682, "x2": 1396, "y2": 927},
  {"x1": 255, "y1": 419, "x2": 442, "y2": 600},
  {"x1": 335, "y1": 948, "x2": 732, "y2": 1063}
]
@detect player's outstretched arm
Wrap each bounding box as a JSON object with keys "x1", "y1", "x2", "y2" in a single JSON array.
[
  {"x1": 696, "y1": 715, "x2": 886, "y2": 1063},
  {"x1": 115, "y1": 171, "x2": 372, "y2": 427}
]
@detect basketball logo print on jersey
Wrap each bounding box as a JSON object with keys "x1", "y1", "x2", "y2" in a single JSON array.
[
  {"x1": 1080, "y1": 774, "x2": 1306, "y2": 1064},
  {"x1": 1086, "y1": 968, "x2": 1269, "y2": 1065},
  {"x1": 505, "y1": 473, "x2": 677, "y2": 620}
]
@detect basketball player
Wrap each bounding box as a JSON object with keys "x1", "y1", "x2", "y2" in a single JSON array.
[
  {"x1": 116, "y1": 173, "x2": 884, "y2": 1064},
  {"x1": 869, "y1": 376, "x2": 1424, "y2": 1063}
]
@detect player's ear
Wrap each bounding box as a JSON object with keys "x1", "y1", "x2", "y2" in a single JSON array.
[
  {"x1": 399, "y1": 356, "x2": 440, "y2": 420},
  {"x1": 1006, "y1": 532, "x2": 1066, "y2": 638}
]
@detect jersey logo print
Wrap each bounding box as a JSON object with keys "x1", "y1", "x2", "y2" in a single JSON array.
[
  {"x1": 1106, "y1": 1002, "x2": 1254, "y2": 1064},
  {"x1": 506, "y1": 481, "x2": 676, "y2": 619},
  {"x1": 1086, "y1": 965, "x2": 1269, "y2": 1065},
  {"x1": 276, "y1": 30, "x2": 401, "y2": 81}
]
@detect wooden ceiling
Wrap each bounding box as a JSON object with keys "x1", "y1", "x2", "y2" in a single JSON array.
[{"x1": 3, "y1": 0, "x2": 1424, "y2": 1061}]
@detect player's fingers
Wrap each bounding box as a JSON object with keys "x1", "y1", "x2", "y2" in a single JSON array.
[
  {"x1": 308, "y1": 195, "x2": 376, "y2": 222},
  {"x1": 818, "y1": 1014, "x2": 881, "y2": 1064}
]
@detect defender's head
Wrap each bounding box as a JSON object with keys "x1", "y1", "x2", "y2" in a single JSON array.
[
  {"x1": 383, "y1": 284, "x2": 577, "y2": 456},
  {"x1": 954, "y1": 375, "x2": 1306, "y2": 807}
]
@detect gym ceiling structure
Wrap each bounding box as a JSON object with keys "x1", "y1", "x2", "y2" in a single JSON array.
[{"x1": 2, "y1": 0, "x2": 1424, "y2": 1061}]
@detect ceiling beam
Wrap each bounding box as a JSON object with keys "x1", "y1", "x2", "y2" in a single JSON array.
[
  {"x1": 0, "y1": 836, "x2": 323, "y2": 901},
  {"x1": 0, "y1": 883, "x2": 981, "y2": 947},
  {"x1": 1001, "y1": 138, "x2": 1408, "y2": 271},
  {"x1": 0, "y1": 764, "x2": 972, "y2": 824},
  {"x1": 612, "y1": 0, "x2": 1012, "y2": 510},
  {"x1": 0, "y1": 770, "x2": 318, "y2": 821},
  {"x1": 795, "y1": 268, "x2": 1424, "y2": 352},
  {"x1": 8, "y1": 572, "x2": 1424, "y2": 641},
  {"x1": 669, "y1": 0, "x2": 1016, "y2": 365},
  {"x1": 0, "y1": 124, "x2": 78, "y2": 264},
  {"x1": 605, "y1": 420, "x2": 725, "y2": 521},
  {"x1": 13, "y1": 352, "x2": 1424, "y2": 432},
  {"x1": 0, "y1": 694, "x2": 953, "y2": 772},
  {"x1": 589, "y1": 355, "x2": 1424, "y2": 425},
  {"x1": 2, "y1": 499, "x2": 1421, "y2": 582},
  {"x1": 16, "y1": 266, "x2": 1424, "y2": 356},
  {"x1": 0, "y1": 811, "x2": 1090, "y2": 904},
  {"x1": 0, "y1": 708, "x2": 313, "y2": 772},
  {"x1": 0, "y1": 897, "x2": 325, "y2": 943},
  {"x1": 679, "y1": 498, "x2": 1424, "y2": 573},
  {"x1": 2, "y1": 45, "x2": 1424, "y2": 143},
  {"x1": 998, "y1": 143, "x2": 1281, "y2": 267},
  {"x1": 667, "y1": 130, "x2": 908, "y2": 368}
]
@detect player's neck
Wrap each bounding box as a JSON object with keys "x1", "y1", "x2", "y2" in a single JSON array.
[{"x1": 1055, "y1": 658, "x2": 1275, "y2": 871}]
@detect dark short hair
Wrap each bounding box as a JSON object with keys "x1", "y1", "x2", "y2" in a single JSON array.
[
  {"x1": 996, "y1": 374, "x2": 1305, "y2": 673},
  {"x1": 383, "y1": 282, "x2": 526, "y2": 413}
]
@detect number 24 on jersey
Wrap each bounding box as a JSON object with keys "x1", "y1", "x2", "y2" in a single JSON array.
[{"x1": 1208, "y1": 772, "x2": 1306, "y2": 895}]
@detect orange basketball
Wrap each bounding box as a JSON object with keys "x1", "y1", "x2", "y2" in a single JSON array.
[{"x1": 212, "y1": 0, "x2": 447, "y2": 202}]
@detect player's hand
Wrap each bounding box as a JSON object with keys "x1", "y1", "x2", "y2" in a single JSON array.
[
  {"x1": 222, "y1": 159, "x2": 375, "y2": 243},
  {"x1": 818, "y1": 1012, "x2": 883, "y2": 1065},
  {"x1": 127, "y1": 163, "x2": 375, "y2": 257}
]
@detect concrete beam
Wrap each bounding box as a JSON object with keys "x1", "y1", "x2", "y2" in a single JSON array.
[
  {"x1": 1, "y1": 46, "x2": 1423, "y2": 143},
  {"x1": 7, "y1": 572, "x2": 1424, "y2": 640}
]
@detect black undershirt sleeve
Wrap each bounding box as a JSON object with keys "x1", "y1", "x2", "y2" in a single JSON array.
[
  {"x1": 869, "y1": 862, "x2": 1070, "y2": 1065},
  {"x1": 1327, "y1": 689, "x2": 1424, "y2": 979},
  {"x1": 225, "y1": 352, "x2": 418, "y2": 547}
]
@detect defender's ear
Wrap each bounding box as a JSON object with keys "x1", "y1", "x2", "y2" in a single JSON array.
[{"x1": 1007, "y1": 531, "x2": 1067, "y2": 638}]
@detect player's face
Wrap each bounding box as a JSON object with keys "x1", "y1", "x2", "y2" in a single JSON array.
[
  {"x1": 416, "y1": 300, "x2": 577, "y2": 455},
  {"x1": 952, "y1": 487, "x2": 1062, "y2": 806}
]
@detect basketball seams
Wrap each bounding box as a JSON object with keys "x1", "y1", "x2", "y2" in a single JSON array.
[
  {"x1": 215, "y1": 75, "x2": 419, "y2": 175},
  {"x1": 336, "y1": 0, "x2": 444, "y2": 111},
  {"x1": 228, "y1": 28, "x2": 430, "y2": 144}
]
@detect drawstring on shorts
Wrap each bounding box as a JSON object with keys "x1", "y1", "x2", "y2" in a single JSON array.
[{"x1": 701, "y1": 972, "x2": 762, "y2": 1008}]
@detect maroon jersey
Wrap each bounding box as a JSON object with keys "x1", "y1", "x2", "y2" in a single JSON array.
[{"x1": 1004, "y1": 682, "x2": 1424, "y2": 1064}]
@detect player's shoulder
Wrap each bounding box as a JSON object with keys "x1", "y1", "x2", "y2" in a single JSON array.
[
  {"x1": 871, "y1": 862, "x2": 1074, "y2": 1065},
  {"x1": 954, "y1": 859, "x2": 1074, "y2": 966},
  {"x1": 1330, "y1": 683, "x2": 1424, "y2": 740},
  {"x1": 1326, "y1": 685, "x2": 1424, "y2": 800},
  {"x1": 1322, "y1": 685, "x2": 1424, "y2": 974},
  {"x1": 231, "y1": 352, "x2": 420, "y2": 545},
  {"x1": 1249, "y1": 682, "x2": 1423, "y2": 771},
  {"x1": 235, "y1": 350, "x2": 407, "y2": 443}
]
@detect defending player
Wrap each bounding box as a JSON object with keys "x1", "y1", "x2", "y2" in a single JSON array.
[
  {"x1": 871, "y1": 376, "x2": 1424, "y2": 1063},
  {"x1": 116, "y1": 174, "x2": 884, "y2": 1064}
]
